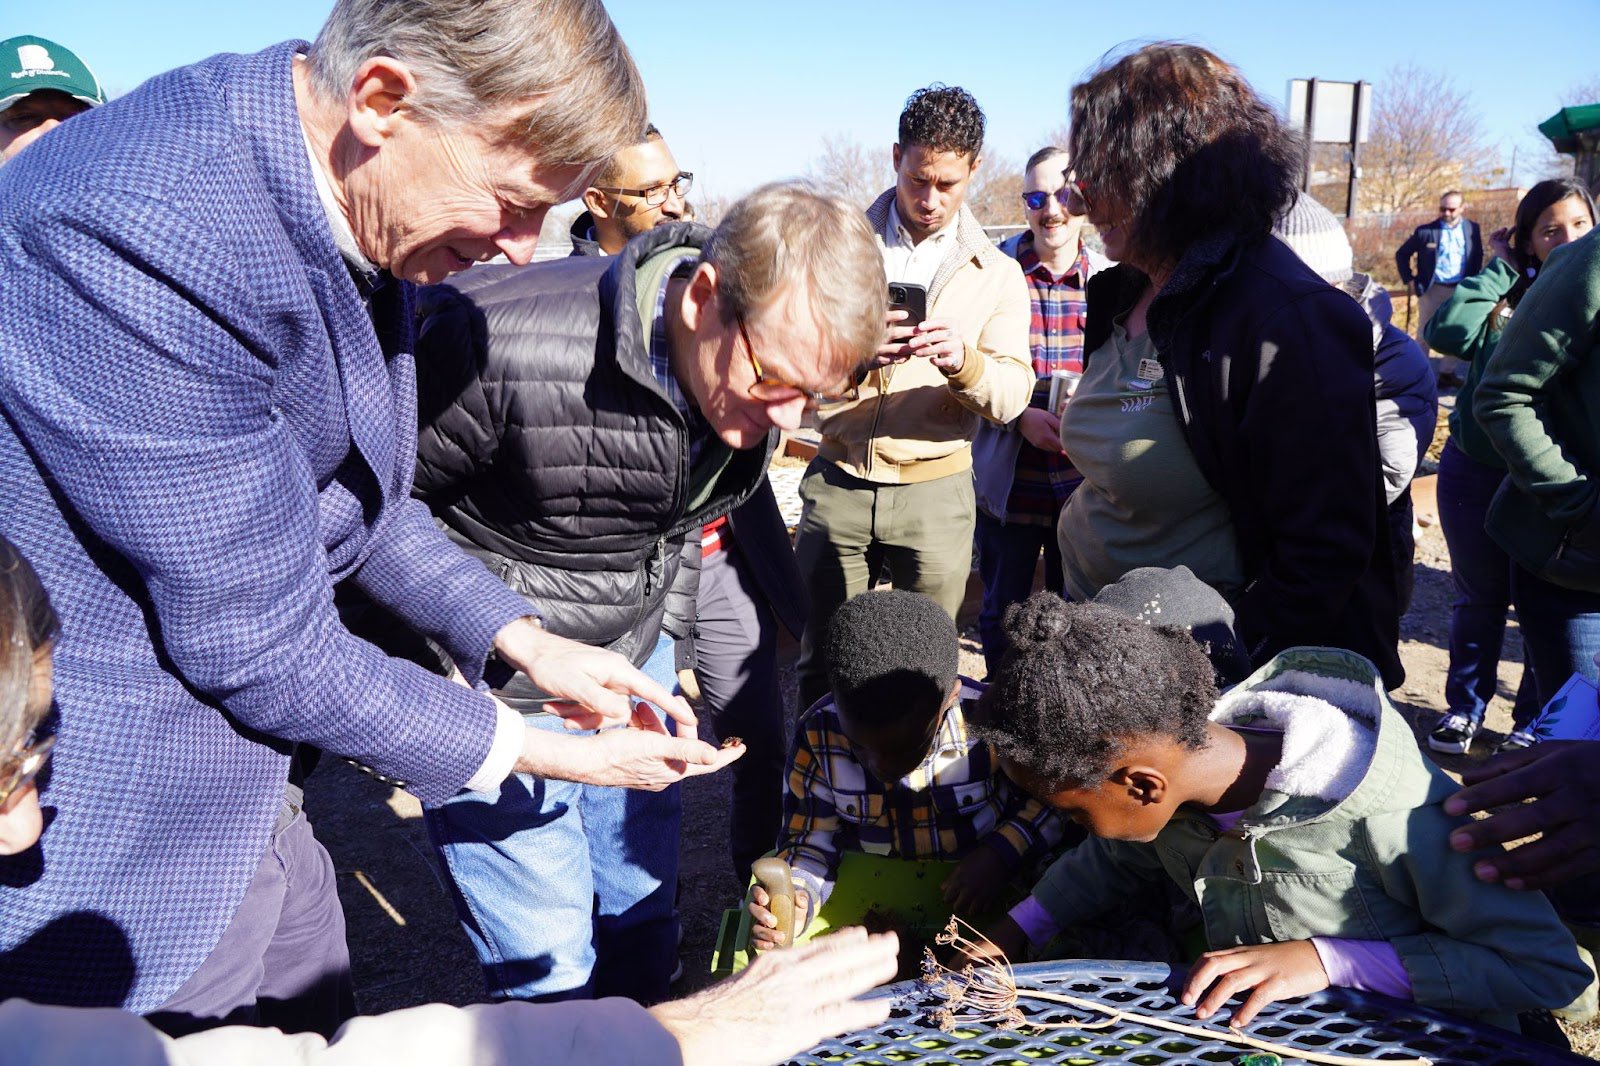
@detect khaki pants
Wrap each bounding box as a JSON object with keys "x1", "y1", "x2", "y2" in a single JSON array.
[
  {"x1": 792, "y1": 459, "x2": 974, "y2": 708},
  {"x1": 1416, "y1": 281, "x2": 1457, "y2": 360}
]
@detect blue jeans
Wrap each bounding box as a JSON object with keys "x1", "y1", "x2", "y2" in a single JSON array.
[
  {"x1": 975, "y1": 509, "x2": 1065, "y2": 676},
  {"x1": 424, "y1": 633, "x2": 681, "y2": 1003},
  {"x1": 1510, "y1": 564, "x2": 1600, "y2": 705},
  {"x1": 1509, "y1": 567, "x2": 1600, "y2": 927},
  {"x1": 1436, "y1": 440, "x2": 1539, "y2": 727}
]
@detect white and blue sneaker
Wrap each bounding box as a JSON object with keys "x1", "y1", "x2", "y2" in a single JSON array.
[{"x1": 1427, "y1": 711, "x2": 1480, "y2": 754}]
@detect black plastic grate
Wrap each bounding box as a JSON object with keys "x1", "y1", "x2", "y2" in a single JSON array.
[{"x1": 785, "y1": 960, "x2": 1585, "y2": 1066}]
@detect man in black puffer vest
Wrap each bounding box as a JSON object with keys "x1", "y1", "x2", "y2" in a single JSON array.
[
  {"x1": 409, "y1": 183, "x2": 886, "y2": 1006},
  {"x1": 566, "y1": 127, "x2": 812, "y2": 888}
]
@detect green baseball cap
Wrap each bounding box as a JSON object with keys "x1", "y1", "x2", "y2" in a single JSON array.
[{"x1": 0, "y1": 35, "x2": 105, "y2": 114}]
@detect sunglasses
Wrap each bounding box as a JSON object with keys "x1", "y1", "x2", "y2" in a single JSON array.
[
  {"x1": 1021, "y1": 188, "x2": 1074, "y2": 211},
  {"x1": 737, "y1": 313, "x2": 859, "y2": 406},
  {"x1": 0, "y1": 728, "x2": 55, "y2": 810}
]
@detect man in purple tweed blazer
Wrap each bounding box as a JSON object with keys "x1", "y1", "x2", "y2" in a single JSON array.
[{"x1": 0, "y1": 0, "x2": 738, "y2": 1036}]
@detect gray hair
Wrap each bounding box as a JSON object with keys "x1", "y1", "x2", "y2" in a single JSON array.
[
  {"x1": 307, "y1": 0, "x2": 647, "y2": 167},
  {"x1": 703, "y1": 183, "x2": 887, "y2": 379}
]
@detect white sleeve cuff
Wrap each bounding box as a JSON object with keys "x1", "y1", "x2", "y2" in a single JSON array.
[{"x1": 463, "y1": 697, "x2": 526, "y2": 793}]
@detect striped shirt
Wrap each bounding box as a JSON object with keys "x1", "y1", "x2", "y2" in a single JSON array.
[
  {"x1": 1006, "y1": 234, "x2": 1092, "y2": 525},
  {"x1": 778, "y1": 679, "x2": 1067, "y2": 911}
]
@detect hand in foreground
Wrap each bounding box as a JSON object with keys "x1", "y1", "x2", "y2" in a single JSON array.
[
  {"x1": 1181, "y1": 941, "x2": 1328, "y2": 1028},
  {"x1": 493, "y1": 617, "x2": 695, "y2": 732},
  {"x1": 1488, "y1": 225, "x2": 1514, "y2": 264},
  {"x1": 517, "y1": 723, "x2": 743, "y2": 790},
  {"x1": 871, "y1": 309, "x2": 916, "y2": 368},
  {"x1": 650, "y1": 927, "x2": 899, "y2": 1066},
  {"x1": 1017, "y1": 408, "x2": 1065, "y2": 455},
  {"x1": 907, "y1": 317, "x2": 967, "y2": 375},
  {"x1": 947, "y1": 914, "x2": 1029, "y2": 969},
  {"x1": 1444, "y1": 739, "x2": 1600, "y2": 889},
  {"x1": 748, "y1": 882, "x2": 812, "y2": 951},
  {"x1": 941, "y1": 845, "x2": 1011, "y2": 916}
]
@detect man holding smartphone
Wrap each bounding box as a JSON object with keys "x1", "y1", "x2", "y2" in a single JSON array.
[{"x1": 793, "y1": 84, "x2": 1032, "y2": 708}]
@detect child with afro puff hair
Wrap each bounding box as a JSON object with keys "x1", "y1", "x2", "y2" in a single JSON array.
[
  {"x1": 748, "y1": 590, "x2": 1066, "y2": 951},
  {"x1": 964, "y1": 593, "x2": 1592, "y2": 1036}
]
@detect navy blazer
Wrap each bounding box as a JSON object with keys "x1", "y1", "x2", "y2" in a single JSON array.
[
  {"x1": 1395, "y1": 218, "x2": 1483, "y2": 290},
  {"x1": 0, "y1": 43, "x2": 530, "y2": 1009}
]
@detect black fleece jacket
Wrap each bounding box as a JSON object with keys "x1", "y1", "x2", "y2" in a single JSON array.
[{"x1": 1084, "y1": 234, "x2": 1403, "y2": 688}]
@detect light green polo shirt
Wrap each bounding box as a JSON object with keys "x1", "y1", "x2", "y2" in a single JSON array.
[{"x1": 1056, "y1": 322, "x2": 1243, "y2": 601}]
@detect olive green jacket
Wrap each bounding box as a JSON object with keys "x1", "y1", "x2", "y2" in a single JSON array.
[
  {"x1": 1475, "y1": 231, "x2": 1600, "y2": 591},
  {"x1": 1029, "y1": 648, "x2": 1592, "y2": 1027}
]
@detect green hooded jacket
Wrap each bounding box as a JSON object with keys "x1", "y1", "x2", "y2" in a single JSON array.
[
  {"x1": 1474, "y1": 231, "x2": 1600, "y2": 591},
  {"x1": 1029, "y1": 648, "x2": 1593, "y2": 1029}
]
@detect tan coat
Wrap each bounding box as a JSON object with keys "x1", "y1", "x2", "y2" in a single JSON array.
[{"x1": 816, "y1": 191, "x2": 1032, "y2": 485}]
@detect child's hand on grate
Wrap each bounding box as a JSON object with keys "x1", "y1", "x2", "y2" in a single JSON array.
[{"x1": 1180, "y1": 940, "x2": 1331, "y2": 1027}]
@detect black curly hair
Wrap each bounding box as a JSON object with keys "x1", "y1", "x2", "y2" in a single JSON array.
[
  {"x1": 969, "y1": 594, "x2": 1215, "y2": 790},
  {"x1": 897, "y1": 84, "x2": 985, "y2": 160},
  {"x1": 822, "y1": 590, "x2": 959, "y2": 729}
]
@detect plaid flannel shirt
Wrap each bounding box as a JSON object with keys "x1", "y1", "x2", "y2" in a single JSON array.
[
  {"x1": 777, "y1": 678, "x2": 1067, "y2": 913},
  {"x1": 1005, "y1": 234, "x2": 1093, "y2": 525}
]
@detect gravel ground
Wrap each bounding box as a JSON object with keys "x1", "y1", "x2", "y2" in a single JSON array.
[{"x1": 306, "y1": 448, "x2": 1599, "y2": 1057}]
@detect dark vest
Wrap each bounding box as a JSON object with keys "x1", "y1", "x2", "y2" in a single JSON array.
[{"x1": 412, "y1": 224, "x2": 773, "y2": 664}]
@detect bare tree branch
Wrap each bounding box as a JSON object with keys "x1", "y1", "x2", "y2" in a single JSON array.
[
  {"x1": 804, "y1": 133, "x2": 892, "y2": 210},
  {"x1": 1360, "y1": 64, "x2": 1493, "y2": 216}
]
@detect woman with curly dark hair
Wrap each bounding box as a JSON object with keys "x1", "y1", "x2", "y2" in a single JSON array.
[
  {"x1": 960, "y1": 593, "x2": 1590, "y2": 1038},
  {"x1": 1054, "y1": 43, "x2": 1402, "y2": 687}
]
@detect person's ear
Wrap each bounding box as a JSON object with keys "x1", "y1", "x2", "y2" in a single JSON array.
[
  {"x1": 583, "y1": 187, "x2": 613, "y2": 222},
  {"x1": 0, "y1": 785, "x2": 43, "y2": 856},
  {"x1": 892, "y1": 142, "x2": 903, "y2": 173},
  {"x1": 345, "y1": 56, "x2": 418, "y2": 148},
  {"x1": 1113, "y1": 765, "x2": 1169, "y2": 806},
  {"x1": 968, "y1": 153, "x2": 983, "y2": 178},
  {"x1": 679, "y1": 262, "x2": 719, "y2": 333}
]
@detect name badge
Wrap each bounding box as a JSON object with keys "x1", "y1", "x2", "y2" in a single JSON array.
[{"x1": 1136, "y1": 358, "x2": 1164, "y2": 382}]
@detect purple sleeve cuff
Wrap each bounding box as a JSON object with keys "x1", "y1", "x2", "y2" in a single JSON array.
[
  {"x1": 1310, "y1": 937, "x2": 1413, "y2": 1000},
  {"x1": 1009, "y1": 895, "x2": 1064, "y2": 947}
]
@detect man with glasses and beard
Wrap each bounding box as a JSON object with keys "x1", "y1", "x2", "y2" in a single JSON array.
[{"x1": 567, "y1": 124, "x2": 690, "y2": 255}]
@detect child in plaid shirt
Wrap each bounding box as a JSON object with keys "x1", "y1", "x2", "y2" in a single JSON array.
[{"x1": 748, "y1": 590, "x2": 1065, "y2": 949}]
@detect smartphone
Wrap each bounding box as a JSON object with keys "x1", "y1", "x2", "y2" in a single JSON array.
[{"x1": 887, "y1": 282, "x2": 927, "y2": 329}]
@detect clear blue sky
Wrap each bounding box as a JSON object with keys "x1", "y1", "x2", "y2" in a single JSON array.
[{"x1": 15, "y1": 1, "x2": 1597, "y2": 202}]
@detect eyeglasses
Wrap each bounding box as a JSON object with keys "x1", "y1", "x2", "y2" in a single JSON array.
[
  {"x1": 0, "y1": 728, "x2": 55, "y2": 810},
  {"x1": 737, "y1": 313, "x2": 859, "y2": 406},
  {"x1": 595, "y1": 172, "x2": 694, "y2": 208},
  {"x1": 1021, "y1": 188, "x2": 1075, "y2": 212}
]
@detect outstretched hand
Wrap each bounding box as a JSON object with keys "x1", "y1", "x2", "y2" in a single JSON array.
[
  {"x1": 651, "y1": 927, "x2": 899, "y2": 1066},
  {"x1": 493, "y1": 616, "x2": 696, "y2": 732},
  {"x1": 1445, "y1": 739, "x2": 1600, "y2": 889},
  {"x1": 518, "y1": 725, "x2": 743, "y2": 791}
]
